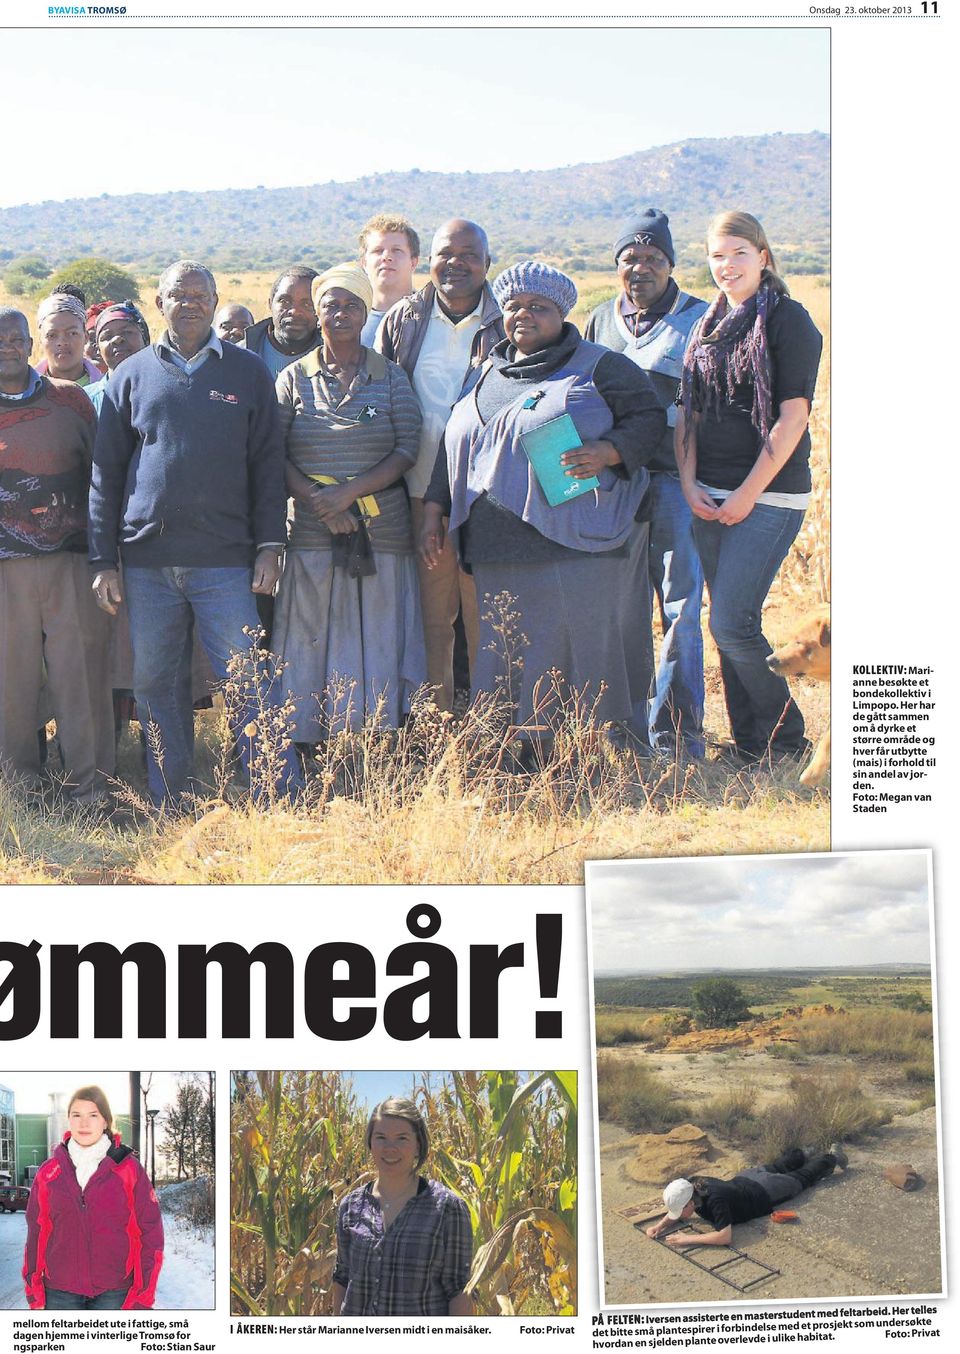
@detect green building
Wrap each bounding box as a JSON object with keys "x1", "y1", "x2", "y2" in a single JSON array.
[
  {"x1": 15, "y1": 1114, "x2": 48, "y2": 1184},
  {"x1": 0, "y1": 1083, "x2": 14, "y2": 1183}
]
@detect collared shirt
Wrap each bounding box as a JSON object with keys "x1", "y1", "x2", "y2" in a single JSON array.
[
  {"x1": 333, "y1": 1178, "x2": 472, "y2": 1316},
  {"x1": 408, "y1": 295, "x2": 484, "y2": 498},
  {"x1": 156, "y1": 328, "x2": 223, "y2": 375},
  {"x1": 0, "y1": 366, "x2": 43, "y2": 403},
  {"x1": 618, "y1": 278, "x2": 679, "y2": 339}
]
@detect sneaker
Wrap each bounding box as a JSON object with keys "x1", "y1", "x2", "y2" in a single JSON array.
[{"x1": 830, "y1": 1142, "x2": 849, "y2": 1170}]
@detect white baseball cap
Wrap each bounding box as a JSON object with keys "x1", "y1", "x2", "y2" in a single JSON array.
[{"x1": 663, "y1": 1178, "x2": 694, "y2": 1219}]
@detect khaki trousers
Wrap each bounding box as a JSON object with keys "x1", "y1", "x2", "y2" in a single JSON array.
[
  {"x1": 0, "y1": 552, "x2": 114, "y2": 798},
  {"x1": 410, "y1": 497, "x2": 479, "y2": 712}
]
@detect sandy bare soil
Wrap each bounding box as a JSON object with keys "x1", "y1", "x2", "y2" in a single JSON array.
[{"x1": 598, "y1": 1050, "x2": 941, "y2": 1306}]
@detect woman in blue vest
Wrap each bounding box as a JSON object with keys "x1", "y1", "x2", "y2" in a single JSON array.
[
  {"x1": 677, "y1": 211, "x2": 823, "y2": 767},
  {"x1": 419, "y1": 261, "x2": 665, "y2": 757}
]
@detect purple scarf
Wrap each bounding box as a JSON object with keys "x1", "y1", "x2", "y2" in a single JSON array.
[{"x1": 680, "y1": 279, "x2": 781, "y2": 453}]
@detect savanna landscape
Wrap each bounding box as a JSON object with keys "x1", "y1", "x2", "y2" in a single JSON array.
[
  {"x1": 0, "y1": 260, "x2": 829, "y2": 886},
  {"x1": 594, "y1": 966, "x2": 939, "y2": 1303}
]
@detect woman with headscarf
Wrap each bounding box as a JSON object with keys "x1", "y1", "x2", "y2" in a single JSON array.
[
  {"x1": 85, "y1": 302, "x2": 152, "y2": 413},
  {"x1": 35, "y1": 294, "x2": 103, "y2": 387},
  {"x1": 420, "y1": 261, "x2": 665, "y2": 750},
  {"x1": 85, "y1": 302, "x2": 113, "y2": 375},
  {"x1": 676, "y1": 211, "x2": 822, "y2": 766},
  {"x1": 273, "y1": 265, "x2": 425, "y2": 742}
]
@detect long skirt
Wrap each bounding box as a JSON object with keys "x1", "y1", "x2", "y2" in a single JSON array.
[
  {"x1": 273, "y1": 548, "x2": 426, "y2": 738},
  {"x1": 470, "y1": 519, "x2": 652, "y2": 741}
]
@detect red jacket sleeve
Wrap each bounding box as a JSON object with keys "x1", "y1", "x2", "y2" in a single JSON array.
[
  {"x1": 121, "y1": 1163, "x2": 165, "y2": 1309},
  {"x1": 22, "y1": 1163, "x2": 57, "y2": 1309}
]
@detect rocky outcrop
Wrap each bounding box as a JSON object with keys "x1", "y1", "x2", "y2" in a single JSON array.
[
  {"x1": 661, "y1": 1004, "x2": 847, "y2": 1054},
  {"x1": 610, "y1": 1124, "x2": 717, "y2": 1185}
]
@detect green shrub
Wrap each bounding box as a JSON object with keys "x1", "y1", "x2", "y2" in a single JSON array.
[
  {"x1": 45, "y1": 258, "x2": 141, "y2": 305},
  {"x1": 3, "y1": 255, "x2": 52, "y2": 297},
  {"x1": 891, "y1": 992, "x2": 932, "y2": 1014},
  {"x1": 693, "y1": 978, "x2": 753, "y2": 1028}
]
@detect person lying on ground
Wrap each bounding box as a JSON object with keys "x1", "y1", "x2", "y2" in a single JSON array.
[{"x1": 645, "y1": 1144, "x2": 847, "y2": 1247}]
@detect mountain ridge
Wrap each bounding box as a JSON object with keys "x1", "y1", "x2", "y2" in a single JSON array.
[{"x1": 0, "y1": 131, "x2": 829, "y2": 276}]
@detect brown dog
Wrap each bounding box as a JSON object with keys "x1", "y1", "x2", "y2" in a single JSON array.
[{"x1": 767, "y1": 603, "x2": 830, "y2": 786}]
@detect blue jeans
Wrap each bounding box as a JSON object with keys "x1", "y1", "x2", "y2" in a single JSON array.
[
  {"x1": 646, "y1": 473, "x2": 705, "y2": 757},
  {"x1": 45, "y1": 1285, "x2": 131, "y2": 1309},
  {"x1": 124, "y1": 566, "x2": 302, "y2": 806},
  {"x1": 693, "y1": 502, "x2": 806, "y2": 757}
]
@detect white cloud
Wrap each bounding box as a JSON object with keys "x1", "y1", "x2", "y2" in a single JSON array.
[{"x1": 588, "y1": 851, "x2": 931, "y2": 971}]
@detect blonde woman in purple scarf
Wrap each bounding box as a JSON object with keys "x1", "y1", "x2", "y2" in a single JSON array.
[{"x1": 677, "y1": 211, "x2": 822, "y2": 768}]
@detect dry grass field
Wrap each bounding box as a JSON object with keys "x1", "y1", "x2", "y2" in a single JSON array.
[{"x1": 0, "y1": 269, "x2": 830, "y2": 886}]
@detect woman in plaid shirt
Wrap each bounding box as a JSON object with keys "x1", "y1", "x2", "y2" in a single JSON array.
[{"x1": 332, "y1": 1098, "x2": 474, "y2": 1317}]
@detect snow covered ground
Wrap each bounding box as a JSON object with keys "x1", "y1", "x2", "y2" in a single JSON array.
[
  {"x1": 0, "y1": 1213, "x2": 27, "y2": 1309},
  {"x1": 155, "y1": 1209, "x2": 215, "y2": 1310},
  {"x1": 0, "y1": 1196, "x2": 214, "y2": 1309}
]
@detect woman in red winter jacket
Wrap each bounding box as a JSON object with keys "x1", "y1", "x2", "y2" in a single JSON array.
[{"x1": 23, "y1": 1086, "x2": 164, "y2": 1310}]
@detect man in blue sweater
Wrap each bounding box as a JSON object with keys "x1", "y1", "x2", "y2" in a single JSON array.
[{"x1": 88, "y1": 260, "x2": 300, "y2": 807}]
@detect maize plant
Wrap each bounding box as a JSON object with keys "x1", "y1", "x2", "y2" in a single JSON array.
[
  {"x1": 230, "y1": 1071, "x2": 369, "y2": 1315},
  {"x1": 425, "y1": 1071, "x2": 577, "y2": 1315}
]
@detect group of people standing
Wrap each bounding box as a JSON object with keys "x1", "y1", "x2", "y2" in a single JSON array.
[{"x1": 0, "y1": 203, "x2": 822, "y2": 810}]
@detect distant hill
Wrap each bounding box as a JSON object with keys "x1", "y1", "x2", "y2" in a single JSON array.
[
  {"x1": 0, "y1": 132, "x2": 828, "y2": 279},
  {"x1": 594, "y1": 965, "x2": 930, "y2": 1011}
]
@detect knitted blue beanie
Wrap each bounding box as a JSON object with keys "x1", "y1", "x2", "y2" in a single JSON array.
[{"x1": 492, "y1": 261, "x2": 578, "y2": 318}]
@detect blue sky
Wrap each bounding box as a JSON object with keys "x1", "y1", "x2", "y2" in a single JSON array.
[
  {"x1": 1, "y1": 27, "x2": 828, "y2": 208},
  {"x1": 588, "y1": 852, "x2": 932, "y2": 972},
  {"x1": 342, "y1": 1070, "x2": 448, "y2": 1110}
]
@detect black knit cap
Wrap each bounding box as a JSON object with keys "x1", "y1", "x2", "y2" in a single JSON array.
[{"x1": 614, "y1": 209, "x2": 674, "y2": 266}]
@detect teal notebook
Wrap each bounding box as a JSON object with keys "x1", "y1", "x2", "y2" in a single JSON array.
[{"x1": 519, "y1": 414, "x2": 600, "y2": 507}]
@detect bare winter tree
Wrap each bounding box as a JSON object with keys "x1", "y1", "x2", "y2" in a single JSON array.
[{"x1": 160, "y1": 1076, "x2": 215, "y2": 1180}]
